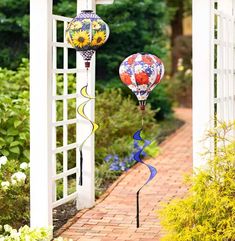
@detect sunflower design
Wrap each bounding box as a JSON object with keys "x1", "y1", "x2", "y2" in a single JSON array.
[
  {"x1": 72, "y1": 31, "x2": 90, "y2": 48},
  {"x1": 70, "y1": 21, "x2": 83, "y2": 30},
  {"x1": 92, "y1": 21, "x2": 101, "y2": 30},
  {"x1": 91, "y1": 31, "x2": 106, "y2": 47}
]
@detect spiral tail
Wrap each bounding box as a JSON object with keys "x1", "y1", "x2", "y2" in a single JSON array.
[
  {"x1": 77, "y1": 85, "x2": 99, "y2": 186},
  {"x1": 133, "y1": 129, "x2": 157, "y2": 228}
]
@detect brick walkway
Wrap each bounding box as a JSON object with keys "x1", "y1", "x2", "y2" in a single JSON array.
[{"x1": 59, "y1": 108, "x2": 192, "y2": 241}]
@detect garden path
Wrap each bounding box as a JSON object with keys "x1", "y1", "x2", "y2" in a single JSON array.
[{"x1": 59, "y1": 108, "x2": 192, "y2": 241}]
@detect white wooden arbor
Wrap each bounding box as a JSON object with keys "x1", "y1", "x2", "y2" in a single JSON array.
[
  {"x1": 193, "y1": 0, "x2": 235, "y2": 167},
  {"x1": 30, "y1": 0, "x2": 113, "y2": 228},
  {"x1": 30, "y1": 0, "x2": 235, "y2": 229}
]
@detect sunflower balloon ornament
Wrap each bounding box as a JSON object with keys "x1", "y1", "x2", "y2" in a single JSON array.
[
  {"x1": 66, "y1": 10, "x2": 109, "y2": 68},
  {"x1": 119, "y1": 53, "x2": 164, "y2": 228},
  {"x1": 66, "y1": 10, "x2": 109, "y2": 186}
]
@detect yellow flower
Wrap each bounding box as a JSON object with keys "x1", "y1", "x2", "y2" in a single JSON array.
[
  {"x1": 72, "y1": 31, "x2": 90, "y2": 48},
  {"x1": 70, "y1": 21, "x2": 83, "y2": 30},
  {"x1": 177, "y1": 65, "x2": 184, "y2": 72},
  {"x1": 92, "y1": 21, "x2": 101, "y2": 30},
  {"x1": 91, "y1": 31, "x2": 106, "y2": 47}
]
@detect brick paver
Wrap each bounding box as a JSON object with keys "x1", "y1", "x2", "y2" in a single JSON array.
[{"x1": 59, "y1": 108, "x2": 192, "y2": 241}]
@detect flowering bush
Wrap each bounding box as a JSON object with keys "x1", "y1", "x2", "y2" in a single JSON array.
[
  {"x1": 104, "y1": 139, "x2": 149, "y2": 172},
  {"x1": 0, "y1": 225, "x2": 51, "y2": 241},
  {"x1": 0, "y1": 155, "x2": 29, "y2": 229},
  {"x1": 94, "y1": 135, "x2": 159, "y2": 198},
  {"x1": 104, "y1": 133, "x2": 160, "y2": 172},
  {"x1": 159, "y1": 122, "x2": 235, "y2": 241},
  {"x1": 0, "y1": 224, "x2": 72, "y2": 241}
]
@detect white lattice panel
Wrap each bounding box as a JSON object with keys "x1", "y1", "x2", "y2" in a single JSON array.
[
  {"x1": 193, "y1": 0, "x2": 235, "y2": 168},
  {"x1": 52, "y1": 14, "x2": 79, "y2": 208},
  {"x1": 213, "y1": 1, "x2": 235, "y2": 124}
]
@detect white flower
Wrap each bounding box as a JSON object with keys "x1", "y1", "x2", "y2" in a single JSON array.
[
  {"x1": 1, "y1": 181, "x2": 10, "y2": 190},
  {"x1": 4, "y1": 224, "x2": 12, "y2": 233},
  {"x1": 20, "y1": 162, "x2": 29, "y2": 170},
  {"x1": 0, "y1": 156, "x2": 7, "y2": 166},
  {"x1": 11, "y1": 179, "x2": 17, "y2": 185},
  {"x1": 185, "y1": 69, "x2": 192, "y2": 76},
  {"x1": 11, "y1": 172, "x2": 27, "y2": 184},
  {"x1": 134, "y1": 64, "x2": 143, "y2": 74},
  {"x1": 177, "y1": 58, "x2": 183, "y2": 65},
  {"x1": 10, "y1": 229, "x2": 20, "y2": 240},
  {"x1": 136, "y1": 54, "x2": 142, "y2": 61}
]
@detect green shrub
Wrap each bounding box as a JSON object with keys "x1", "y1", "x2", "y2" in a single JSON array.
[
  {"x1": 159, "y1": 122, "x2": 235, "y2": 241},
  {"x1": 0, "y1": 94, "x2": 29, "y2": 162},
  {"x1": 95, "y1": 88, "x2": 158, "y2": 164},
  {"x1": 0, "y1": 59, "x2": 29, "y2": 162},
  {"x1": 147, "y1": 84, "x2": 173, "y2": 120},
  {"x1": 0, "y1": 156, "x2": 29, "y2": 229},
  {"x1": 0, "y1": 58, "x2": 29, "y2": 95}
]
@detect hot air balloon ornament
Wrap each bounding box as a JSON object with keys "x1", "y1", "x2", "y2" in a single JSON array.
[
  {"x1": 119, "y1": 53, "x2": 164, "y2": 228},
  {"x1": 66, "y1": 10, "x2": 109, "y2": 69},
  {"x1": 119, "y1": 53, "x2": 164, "y2": 110},
  {"x1": 66, "y1": 10, "x2": 109, "y2": 186}
]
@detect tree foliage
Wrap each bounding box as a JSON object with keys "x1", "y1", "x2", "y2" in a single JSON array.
[
  {"x1": 0, "y1": 0, "x2": 29, "y2": 69},
  {"x1": 95, "y1": 0, "x2": 169, "y2": 82}
]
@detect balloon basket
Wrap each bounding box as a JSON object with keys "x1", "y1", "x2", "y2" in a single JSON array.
[
  {"x1": 139, "y1": 100, "x2": 146, "y2": 111},
  {"x1": 85, "y1": 61, "x2": 90, "y2": 69}
]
